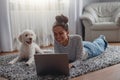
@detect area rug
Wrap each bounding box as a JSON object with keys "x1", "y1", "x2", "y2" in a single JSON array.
[{"x1": 0, "y1": 45, "x2": 120, "y2": 80}]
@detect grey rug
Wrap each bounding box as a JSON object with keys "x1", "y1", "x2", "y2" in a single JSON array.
[{"x1": 0, "y1": 46, "x2": 120, "y2": 80}]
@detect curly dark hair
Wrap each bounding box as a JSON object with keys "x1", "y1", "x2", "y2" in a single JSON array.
[{"x1": 53, "y1": 14, "x2": 68, "y2": 31}]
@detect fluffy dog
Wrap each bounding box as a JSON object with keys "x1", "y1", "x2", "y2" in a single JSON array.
[{"x1": 9, "y1": 30, "x2": 44, "y2": 66}]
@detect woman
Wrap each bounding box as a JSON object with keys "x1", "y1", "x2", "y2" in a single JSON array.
[{"x1": 52, "y1": 14, "x2": 108, "y2": 63}]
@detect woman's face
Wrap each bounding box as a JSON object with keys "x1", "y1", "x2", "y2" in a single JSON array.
[{"x1": 53, "y1": 26, "x2": 69, "y2": 45}]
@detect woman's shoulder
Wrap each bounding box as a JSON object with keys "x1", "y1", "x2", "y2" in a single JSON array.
[{"x1": 69, "y1": 34, "x2": 82, "y2": 40}]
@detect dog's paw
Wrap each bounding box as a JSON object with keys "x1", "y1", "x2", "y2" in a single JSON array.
[
  {"x1": 25, "y1": 62, "x2": 31, "y2": 66},
  {"x1": 8, "y1": 61, "x2": 14, "y2": 64}
]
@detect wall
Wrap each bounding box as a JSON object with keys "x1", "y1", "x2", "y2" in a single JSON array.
[
  {"x1": 83, "y1": 0, "x2": 120, "y2": 5},
  {"x1": 83, "y1": 0, "x2": 100, "y2": 7},
  {"x1": 100, "y1": 0, "x2": 120, "y2": 2}
]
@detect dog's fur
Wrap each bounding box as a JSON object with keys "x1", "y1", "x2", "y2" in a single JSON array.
[{"x1": 9, "y1": 30, "x2": 44, "y2": 66}]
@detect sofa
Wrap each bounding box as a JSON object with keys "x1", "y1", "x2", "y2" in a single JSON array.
[{"x1": 81, "y1": 2, "x2": 120, "y2": 42}]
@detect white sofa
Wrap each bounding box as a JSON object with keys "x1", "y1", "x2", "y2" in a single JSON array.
[{"x1": 81, "y1": 2, "x2": 120, "y2": 42}]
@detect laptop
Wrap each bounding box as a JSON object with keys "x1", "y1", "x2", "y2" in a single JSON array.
[{"x1": 34, "y1": 53, "x2": 69, "y2": 76}]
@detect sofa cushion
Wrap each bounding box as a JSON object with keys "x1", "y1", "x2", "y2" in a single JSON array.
[
  {"x1": 85, "y1": 2, "x2": 120, "y2": 22},
  {"x1": 91, "y1": 22, "x2": 119, "y2": 30},
  {"x1": 98, "y1": 17, "x2": 111, "y2": 22}
]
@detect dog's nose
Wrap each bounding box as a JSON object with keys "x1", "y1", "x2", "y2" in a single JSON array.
[{"x1": 29, "y1": 38, "x2": 32, "y2": 41}]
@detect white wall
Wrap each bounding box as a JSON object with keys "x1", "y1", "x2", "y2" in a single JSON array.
[
  {"x1": 100, "y1": 0, "x2": 120, "y2": 2},
  {"x1": 83, "y1": 0, "x2": 100, "y2": 7}
]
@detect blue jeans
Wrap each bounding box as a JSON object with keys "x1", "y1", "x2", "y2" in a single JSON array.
[{"x1": 83, "y1": 35, "x2": 108, "y2": 59}]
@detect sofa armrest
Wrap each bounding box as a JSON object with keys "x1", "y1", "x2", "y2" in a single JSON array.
[
  {"x1": 112, "y1": 8, "x2": 120, "y2": 25},
  {"x1": 80, "y1": 13, "x2": 96, "y2": 25},
  {"x1": 114, "y1": 13, "x2": 120, "y2": 25}
]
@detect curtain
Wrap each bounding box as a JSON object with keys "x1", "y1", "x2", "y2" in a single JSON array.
[
  {"x1": 9, "y1": 0, "x2": 69, "y2": 50},
  {"x1": 69, "y1": 0, "x2": 83, "y2": 36},
  {"x1": 0, "y1": 0, "x2": 13, "y2": 52},
  {"x1": 0, "y1": 0, "x2": 83, "y2": 52}
]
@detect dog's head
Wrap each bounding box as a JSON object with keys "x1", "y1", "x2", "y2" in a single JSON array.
[{"x1": 18, "y1": 30, "x2": 36, "y2": 45}]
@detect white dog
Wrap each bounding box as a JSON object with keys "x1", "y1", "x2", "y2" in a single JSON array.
[{"x1": 9, "y1": 30, "x2": 44, "y2": 66}]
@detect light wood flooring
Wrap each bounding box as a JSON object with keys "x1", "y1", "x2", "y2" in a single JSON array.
[{"x1": 0, "y1": 43, "x2": 120, "y2": 80}]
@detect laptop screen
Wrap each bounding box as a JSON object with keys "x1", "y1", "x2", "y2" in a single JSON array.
[{"x1": 34, "y1": 53, "x2": 69, "y2": 76}]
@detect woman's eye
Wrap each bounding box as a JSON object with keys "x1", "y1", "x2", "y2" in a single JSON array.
[{"x1": 59, "y1": 32, "x2": 63, "y2": 35}]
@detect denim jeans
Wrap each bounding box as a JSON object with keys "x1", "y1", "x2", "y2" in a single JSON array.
[{"x1": 83, "y1": 35, "x2": 108, "y2": 59}]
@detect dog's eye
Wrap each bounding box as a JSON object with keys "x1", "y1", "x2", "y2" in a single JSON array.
[{"x1": 25, "y1": 34, "x2": 28, "y2": 37}]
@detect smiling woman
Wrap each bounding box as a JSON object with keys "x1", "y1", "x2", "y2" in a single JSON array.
[{"x1": 8, "y1": 0, "x2": 69, "y2": 51}]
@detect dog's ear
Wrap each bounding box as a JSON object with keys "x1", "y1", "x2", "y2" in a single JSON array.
[
  {"x1": 33, "y1": 32, "x2": 36, "y2": 42},
  {"x1": 18, "y1": 34, "x2": 23, "y2": 43}
]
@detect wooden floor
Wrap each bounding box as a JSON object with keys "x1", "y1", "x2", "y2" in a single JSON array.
[
  {"x1": 72, "y1": 63, "x2": 120, "y2": 80},
  {"x1": 1, "y1": 43, "x2": 120, "y2": 80}
]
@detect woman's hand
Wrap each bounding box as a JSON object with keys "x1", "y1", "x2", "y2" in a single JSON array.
[{"x1": 69, "y1": 63, "x2": 75, "y2": 68}]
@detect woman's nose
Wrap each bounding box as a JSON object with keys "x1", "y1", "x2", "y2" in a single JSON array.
[{"x1": 56, "y1": 34, "x2": 61, "y2": 38}]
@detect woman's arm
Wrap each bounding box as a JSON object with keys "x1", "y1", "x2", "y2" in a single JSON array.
[
  {"x1": 76, "y1": 35, "x2": 84, "y2": 60},
  {"x1": 70, "y1": 35, "x2": 84, "y2": 68},
  {"x1": 54, "y1": 40, "x2": 58, "y2": 53}
]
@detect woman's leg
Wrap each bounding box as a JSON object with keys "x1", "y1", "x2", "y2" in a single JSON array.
[
  {"x1": 83, "y1": 35, "x2": 108, "y2": 59},
  {"x1": 93, "y1": 35, "x2": 108, "y2": 51}
]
